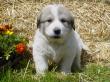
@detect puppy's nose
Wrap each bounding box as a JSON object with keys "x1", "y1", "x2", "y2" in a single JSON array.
[{"x1": 54, "y1": 28, "x2": 61, "y2": 35}]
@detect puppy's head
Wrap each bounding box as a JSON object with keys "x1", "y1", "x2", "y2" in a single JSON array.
[{"x1": 37, "y1": 4, "x2": 75, "y2": 41}]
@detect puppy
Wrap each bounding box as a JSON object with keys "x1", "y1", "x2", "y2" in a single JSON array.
[{"x1": 33, "y1": 4, "x2": 86, "y2": 75}]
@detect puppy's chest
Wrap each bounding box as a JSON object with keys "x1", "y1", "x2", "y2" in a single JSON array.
[{"x1": 47, "y1": 44, "x2": 66, "y2": 63}]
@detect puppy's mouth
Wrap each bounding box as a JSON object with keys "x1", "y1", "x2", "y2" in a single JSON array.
[
  {"x1": 47, "y1": 35, "x2": 64, "y2": 44},
  {"x1": 53, "y1": 36, "x2": 61, "y2": 39},
  {"x1": 51, "y1": 35, "x2": 61, "y2": 39}
]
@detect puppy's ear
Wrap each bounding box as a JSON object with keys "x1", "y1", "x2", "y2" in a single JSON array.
[
  {"x1": 71, "y1": 18, "x2": 75, "y2": 30},
  {"x1": 37, "y1": 13, "x2": 41, "y2": 28}
]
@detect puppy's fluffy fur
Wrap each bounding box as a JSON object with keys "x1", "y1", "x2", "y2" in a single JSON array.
[{"x1": 33, "y1": 4, "x2": 86, "y2": 74}]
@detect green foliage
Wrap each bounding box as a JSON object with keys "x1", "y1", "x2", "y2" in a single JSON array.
[
  {"x1": 0, "y1": 34, "x2": 28, "y2": 60},
  {"x1": 1, "y1": 35, "x2": 27, "y2": 59},
  {"x1": 0, "y1": 24, "x2": 30, "y2": 69}
]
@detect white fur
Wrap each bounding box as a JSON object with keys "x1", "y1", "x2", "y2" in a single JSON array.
[{"x1": 33, "y1": 4, "x2": 86, "y2": 75}]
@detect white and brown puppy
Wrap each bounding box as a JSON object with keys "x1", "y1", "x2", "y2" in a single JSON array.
[{"x1": 33, "y1": 4, "x2": 86, "y2": 75}]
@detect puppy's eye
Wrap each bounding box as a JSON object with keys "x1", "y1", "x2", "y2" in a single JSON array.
[
  {"x1": 60, "y1": 19, "x2": 67, "y2": 23},
  {"x1": 47, "y1": 19, "x2": 53, "y2": 23}
]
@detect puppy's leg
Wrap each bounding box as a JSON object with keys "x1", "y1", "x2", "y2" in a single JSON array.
[
  {"x1": 33, "y1": 50, "x2": 48, "y2": 75},
  {"x1": 71, "y1": 52, "x2": 81, "y2": 72},
  {"x1": 59, "y1": 55, "x2": 74, "y2": 74}
]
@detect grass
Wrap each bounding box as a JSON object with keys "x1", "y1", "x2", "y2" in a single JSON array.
[{"x1": 0, "y1": 63, "x2": 110, "y2": 82}]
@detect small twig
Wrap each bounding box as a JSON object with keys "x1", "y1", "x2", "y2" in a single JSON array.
[{"x1": 23, "y1": 59, "x2": 30, "y2": 78}]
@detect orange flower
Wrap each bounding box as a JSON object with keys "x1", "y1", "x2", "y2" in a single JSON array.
[
  {"x1": 0, "y1": 24, "x2": 12, "y2": 31},
  {"x1": 16, "y1": 43, "x2": 26, "y2": 54},
  {"x1": 0, "y1": 24, "x2": 6, "y2": 31}
]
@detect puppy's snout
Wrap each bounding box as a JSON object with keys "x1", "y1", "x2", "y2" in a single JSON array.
[{"x1": 54, "y1": 28, "x2": 61, "y2": 35}]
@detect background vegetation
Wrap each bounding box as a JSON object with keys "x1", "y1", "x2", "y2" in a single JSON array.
[{"x1": 0, "y1": 0, "x2": 110, "y2": 82}]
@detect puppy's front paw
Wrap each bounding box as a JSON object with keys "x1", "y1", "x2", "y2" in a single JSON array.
[{"x1": 36, "y1": 65, "x2": 48, "y2": 75}]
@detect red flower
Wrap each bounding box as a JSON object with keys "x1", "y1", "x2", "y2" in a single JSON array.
[{"x1": 16, "y1": 43, "x2": 26, "y2": 54}]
